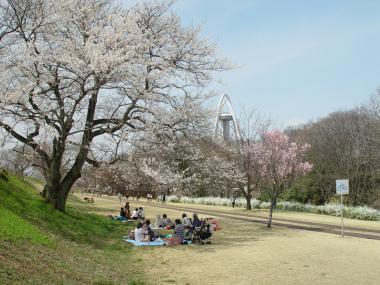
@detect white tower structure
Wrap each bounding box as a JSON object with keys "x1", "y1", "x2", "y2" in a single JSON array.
[{"x1": 214, "y1": 94, "x2": 241, "y2": 141}]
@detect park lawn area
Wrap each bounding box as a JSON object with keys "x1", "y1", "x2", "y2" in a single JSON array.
[
  {"x1": 83, "y1": 194, "x2": 380, "y2": 285},
  {"x1": 0, "y1": 175, "x2": 144, "y2": 285}
]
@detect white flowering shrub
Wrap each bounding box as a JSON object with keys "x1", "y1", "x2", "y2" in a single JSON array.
[
  {"x1": 259, "y1": 201, "x2": 271, "y2": 209},
  {"x1": 165, "y1": 195, "x2": 380, "y2": 221},
  {"x1": 315, "y1": 204, "x2": 341, "y2": 216},
  {"x1": 167, "y1": 195, "x2": 180, "y2": 203},
  {"x1": 251, "y1": 199, "x2": 261, "y2": 209},
  {"x1": 343, "y1": 206, "x2": 380, "y2": 221}
]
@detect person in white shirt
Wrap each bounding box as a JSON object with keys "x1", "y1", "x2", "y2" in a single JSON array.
[
  {"x1": 138, "y1": 207, "x2": 145, "y2": 219},
  {"x1": 134, "y1": 222, "x2": 148, "y2": 242},
  {"x1": 131, "y1": 208, "x2": 139, "y2": 220},
  {"x1": 182, "y1": 213, "x2": 192, "y2": 229}
]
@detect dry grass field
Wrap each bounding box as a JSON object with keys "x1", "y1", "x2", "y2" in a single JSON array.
[{"x1": 77, "y1": 193, "x2": 380, "y2": 285}]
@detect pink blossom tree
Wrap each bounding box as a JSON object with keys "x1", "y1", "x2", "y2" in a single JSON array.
[{"x1": 252, "y1": 130, "x2": 312, "y2": 227}]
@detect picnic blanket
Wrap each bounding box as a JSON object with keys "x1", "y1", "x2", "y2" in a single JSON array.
[
  {"x1": 123, "y1": 238, "x2": 192, "y2": 247},
  {"x1": 123, "y1": 239, "x2": 166, "y2": 246}
]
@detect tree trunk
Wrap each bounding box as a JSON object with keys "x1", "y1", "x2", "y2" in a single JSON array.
[
  {"x1": 246, "y1": 192, "x2": 251, "y2": 210},
  {"x1": 43, "y1": 167, "x2": 82, "y2": 212},
  {"x1": 51, "y1": 185, "x2": 69, "y2": 212},
  {"x1": 41, "y1": 136, "x2": 84, "y2": 212},
  {"x1": 267, "y1": 198, "x2": 276, "y2": 227},
  {"x1": 242, "y1": 181, "x2": 252, "y2": 210},
  {"x1": 41, "y1": 185, "x2": 47, "y2": 198},
  {"x1": 41, "y1": 87, "x2": 99, "y2": 212}
]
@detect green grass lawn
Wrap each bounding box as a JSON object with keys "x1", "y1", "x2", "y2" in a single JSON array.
[
  {"x1": 0, "y1": 174, "x2": 144, "y2": 285},
  {"x1": 88, "y1": 195, "x2": 380, "y2": 285}
]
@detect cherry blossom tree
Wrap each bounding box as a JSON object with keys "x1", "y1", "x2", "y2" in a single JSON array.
[
  {"x1": 236, "y1": 111, "x2": 271, "y2": 209},
  {"x1": 252, "y1": 130, "x2": 312, "y2": 227},
  {"x1": 0, "y1": 0, "x2": 227, "y2": 211}
]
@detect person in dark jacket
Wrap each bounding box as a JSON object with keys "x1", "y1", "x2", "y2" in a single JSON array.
[
  {"x1": 120, "y1": 207, "x2": 127, "y2": 219},
  {"x1": 144, "y1": 220, "x2": 155, "y2": 241},
  {"x1": 192, "y1": 213, "x2": 202, "y2": 227}
]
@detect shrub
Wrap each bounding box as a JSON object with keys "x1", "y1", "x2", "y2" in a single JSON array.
[{"x1": 164, "y1": 195, "x2": 380, "y2": 221}]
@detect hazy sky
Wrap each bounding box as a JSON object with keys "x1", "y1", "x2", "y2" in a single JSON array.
[{"x1": 168, "y1": 0, "x2": 380, "y2": 127}]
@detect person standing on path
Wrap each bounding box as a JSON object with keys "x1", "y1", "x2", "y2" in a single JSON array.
[{"x1": 162, "y1": 193, "x2": 166, "y2": 204}]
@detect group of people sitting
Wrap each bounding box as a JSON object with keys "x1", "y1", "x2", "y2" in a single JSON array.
[
  {"x1": 130, "y1": 212, "x2": 219, "y2": 245},
  {"x1": 113, "y1": 202, "x2": 146, "y2": 221}
]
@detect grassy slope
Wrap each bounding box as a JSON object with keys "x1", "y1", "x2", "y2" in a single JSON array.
[{"x1": 0, "y1": 174, "x2": 144, "y2": 285}]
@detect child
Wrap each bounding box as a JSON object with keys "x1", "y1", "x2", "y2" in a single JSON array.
[
  {"x1": 182, "y1": 213, "x2": 192, "y2": 229},
  {"x1": 131, "y1": 208, "x2": 139, "y2": 220},
  {"x1": 174, "y1": 219, "x2": 185, "y2": 243},
  {"x1": 138, "y1": 207, "x2": 145, "y2": 219}
]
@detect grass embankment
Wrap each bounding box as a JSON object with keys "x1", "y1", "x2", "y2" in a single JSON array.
[{"x1": 0, "y1": 174, "x2": 144, "y2": 285}]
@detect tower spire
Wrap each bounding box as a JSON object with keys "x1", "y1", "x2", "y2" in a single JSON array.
[{"x1": 214, "y1": 94, "x2": 241, "y2": 141}]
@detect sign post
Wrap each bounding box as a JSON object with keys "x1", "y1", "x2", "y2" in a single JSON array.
[{"x1": 336, "y1": 179, "x2": 349, "y2": 237}]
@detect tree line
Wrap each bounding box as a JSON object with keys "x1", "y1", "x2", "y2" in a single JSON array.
[{"x1": 286, "y1": 94, "x2": 380, "y2": 208}]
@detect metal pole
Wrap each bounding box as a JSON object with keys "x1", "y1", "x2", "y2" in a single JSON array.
[{"x1": 341, "y1": 193, "x2": 344, "y2": 237}]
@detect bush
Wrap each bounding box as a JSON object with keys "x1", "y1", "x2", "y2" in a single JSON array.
[
  {"x1": 167, "y1": 195, "x2": 180, "y2": 203},
  {"x1": 165, "y1": 195, "x2": 380, "y2": 221}
]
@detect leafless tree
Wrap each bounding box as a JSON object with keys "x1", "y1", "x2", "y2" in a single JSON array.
[{"x1": 235, "y1": 110, "x2": 271, "y2": 209}]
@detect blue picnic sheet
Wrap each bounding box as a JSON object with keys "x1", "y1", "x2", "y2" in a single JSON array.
[{"x1": 123, "y1": 239, "x2": 166, "y2": 246}]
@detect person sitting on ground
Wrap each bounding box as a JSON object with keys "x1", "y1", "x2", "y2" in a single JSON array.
[
  {"x1": 138, "y1": 207, "x2": 145, "y2": 220},
  {"x1": 134, "y1": 222, "x2": 148, "y2": 242},
  {"x1": 205, "y1": 218, "x2": 215, "y2": 234},
  {"x1": 192, "y1": 213, "x2": 202, "y2": 228},
  {"x1": 131, "y1": 208, "x2": 139, "y2": 220},
  {"x1": 162, "y1": 214, "x2": 172, "y2": 228},
  {"x1": 120, "y1": 207, "x2": 127, "y2": 220},
  {"x1": 174, "y1": 218, "x2": 185, "y2": 243},
  {"x1": 144, "y1": 220, "x2": 156, "y2": 241},
  {"x1": 124, "y1": 202, "x2": 131, "y2": 219},
  {"x1": 182, "y1": 213, "x2": 192, "y2": 229}
]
